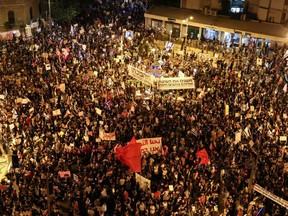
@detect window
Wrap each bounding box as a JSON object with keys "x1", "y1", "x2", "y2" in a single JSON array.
[
  {"x1": 30, "y1": 7, "x2": 33, "y2": 20},
  {"x1": 8, "y1": 11, "x2": 15, "y2": 24}
]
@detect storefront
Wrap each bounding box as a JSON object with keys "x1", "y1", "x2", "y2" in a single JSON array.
[{"x1": 144, "y1": 5, "x2": 288, "y2": 48}]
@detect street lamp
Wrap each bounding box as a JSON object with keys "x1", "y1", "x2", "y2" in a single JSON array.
[
  {"x1": 182, "y1": 16, "x2": 193, "y2": 64},
  {"x1": 48, "y1": 0, "x2": 51, "y2": 22},
  {"x1": 183, "y1": 16, "x2": 193, "y2": 46},
  {"x1": 169, "y1": 30, "x2": 172, "y2": 42}
]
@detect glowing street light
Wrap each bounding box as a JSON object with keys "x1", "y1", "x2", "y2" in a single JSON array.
[
  {"x1": 182, "y1": 16, "x2": 193, "y2": 64},
  {"x1": 169, "y1": 29, "x2": 172, "y2": 42}
]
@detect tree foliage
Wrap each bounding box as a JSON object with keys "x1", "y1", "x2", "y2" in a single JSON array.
[
  {"x1": 52, "y1": 0, "x2": 80, "y2": 23},
  {"x1": 221, "y1": 0, "x2": 231, "y2": 15}
]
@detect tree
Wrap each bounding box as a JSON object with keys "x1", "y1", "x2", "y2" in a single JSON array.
[
  {"x1": 221, "y1": 0, "x2": 231, "y2": 15},
  {"x1": 52, "y1": 0, "x2": 80, "y2": 23}
]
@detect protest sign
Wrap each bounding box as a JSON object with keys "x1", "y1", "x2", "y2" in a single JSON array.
[
  {"x1": 135, "y1": 173, "x2": 151, "y2": 191},
  {"x1": 253, "y1": 184, "x2": 288, "y2": 208},
  {"x1": 257, "y1": 58, "x2": 263, "y2": 66},
  {"x1": 52, "y1": 109, "x2": 61, "y2": 116},
  {"x1": 9, "y1": 124, "x2": 15, "y2": 130},
  {"x1": 58, "y1": 171, "x2": 71, "y2": 178},
  {"x1": 96, "y1": 108, "x2": 102, "y2": 116},
  {"x1": 157, "y1": 77, "x2": 195, "y2": 90},
  {"x1": 16, "y1": 98, "x2": 22, "y2": 103},
  {"x1": 22, "y1": 99, "x2": 29, "y2": 104},
  {"x1": 99, "y1": 129, "x2": 116, "y2": 141},
  {"x1": 128, "y1": 65, "x2": 155, "y2": 86},
  {"x1": 137, "y1": 137, "x2": 162, "y2": 154},
  {"x1": 284, "y1": 163, "x2": 288, "y2": 173},
  {"x1": 59, "y1": 83, "x2": 65, "y2": 92},
  {"x1": 73, "y1": 174, "x2": 79, "y2": 182},
  {"x1": 225, "y1": 104, "x2": 229, "y2": 116},
  {"x1": 45, "y1": 64, "x2": 51, "y2": 71},
  {"x1": 234, "y1": 131, "x2": 241, "y2": 144}
]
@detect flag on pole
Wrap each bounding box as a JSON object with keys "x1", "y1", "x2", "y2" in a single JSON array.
[{"x1": 115, "y1": 136, "x2": 142, "y2": 172}]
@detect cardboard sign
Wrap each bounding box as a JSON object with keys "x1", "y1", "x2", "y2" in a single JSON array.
[
  {"x1": 137, "y1": 137, "x2": 162, "y2": 154},
  {"x1": 96, "y1": 108, "x2": 102, "y2": 116},
  {"x1": 135, "y1": 173, "x2": 151, "y2": 191},
  {"x1": 99, "y1": 129, "x2": 116, "y2": 141},
  {"x1": 280, "y1": 136, "x2": 287, "y2": 142},
  {"x1": 52, "y1": 109, "x2": 61, "y2": 116},
  {"x1": 45, "y1": 64, "x2": 51, "y2": 71},
  {"x1": 59, "y1": 83, "x2": 65, "y2": 92},
  {"x1": 225, "y1": 104, "x2": 229, "y2": 116},
  {"x1": 58, "y1": 171, "x2": 71, "y2": 178},
  {"x1": 16, "y1": 98, "x2": 22, "y2": 103},
  {"x1": 73, "y1": 174, "x2": 79, "y2": 182},
  {"x1": 22, "y1": 99, "x2": 29, "y2": 104}
]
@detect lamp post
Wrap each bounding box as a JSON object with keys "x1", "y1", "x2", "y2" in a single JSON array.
[
  {"x1": 182, "y1": 16, "x2": 193, "y2": 64},
  {"x1": 48, "y1": 0, "x2": 51, "y2": 22},
  {"x1": 169, "y1": 30, "x2": 172, "y2": 42}
]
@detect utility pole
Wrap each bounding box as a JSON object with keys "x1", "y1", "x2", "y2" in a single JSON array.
[{"x1": 48, "y1": 0, "x2": 51, "y2": 22}]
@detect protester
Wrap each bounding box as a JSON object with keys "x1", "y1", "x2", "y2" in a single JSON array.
[{"x1": 0, "y1": 0, "x2": 287, "y2": 215}]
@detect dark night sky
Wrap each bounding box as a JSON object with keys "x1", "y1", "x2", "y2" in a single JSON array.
[{"x1": 153, "y1": 0, "x2": 180, "y2": 7}]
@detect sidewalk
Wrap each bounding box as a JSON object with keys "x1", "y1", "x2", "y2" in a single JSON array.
[{"x1": 154, "y1": 40, "x2": 215, "y2": 56}]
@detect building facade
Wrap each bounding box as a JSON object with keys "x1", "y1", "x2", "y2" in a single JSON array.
[
  {"x1": 181, "y1": 0, "x2": 288, "y2": 24},
  {"x1": 0, "y1": 0, "x2": 40, "y2": 29},
  {"x1": 145, "y1": 5, "x2": 288, "y2": 48}
]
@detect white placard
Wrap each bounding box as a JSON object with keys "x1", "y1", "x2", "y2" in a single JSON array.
[
  {"x1": 59, "y1": 83, "x2": 65, "y2": 92},
  {"x1": 22, "y1": 99, "x2": 29, "y2": 104},
  {"x1": 52, "y1": 109, "x2": 61, "y2": 116},
  {"x1": 45, "y1": 64, "x2": 51, "y2": 71},
  {"x1": 96, "y1": 108, "x2": 102, "y2": 116},
  {"x1": 9, "y1": 124, "x2": 15, "y2": 130}
]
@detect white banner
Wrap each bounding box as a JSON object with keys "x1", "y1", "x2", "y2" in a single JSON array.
[
  {"x1": 253, "y1": 184, "x2": 288, "y2": 208},
  {"x1": 128, "y1": 65, "x2": 155, "y2": 86},
  {"x1": 128, "y1": 65, "x2": 195, "y2": 90},
  {"x1": 137, "y1": 137, "x2": 162, "y2": 154},
  {"x1": 135, "y1": 173, "x2": 151, "y2": 191},
  {"x1": 157, "y1": 77, "x2": 195, "y2": 90}
]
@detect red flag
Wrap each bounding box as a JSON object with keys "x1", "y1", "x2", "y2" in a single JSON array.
[
  {"x1": 115, "y1": 136, "x2": 141, "y2": 172},
  {"x1": 196, "y1": 149, "x2": 210, "y2": 165}
]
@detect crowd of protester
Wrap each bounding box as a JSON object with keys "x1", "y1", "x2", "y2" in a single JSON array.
[{"x1": 0, "y1": 0, "x2": 287, "y2": 215}]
